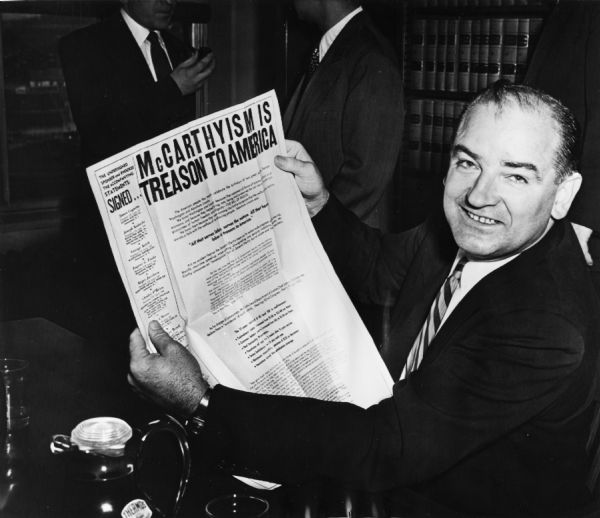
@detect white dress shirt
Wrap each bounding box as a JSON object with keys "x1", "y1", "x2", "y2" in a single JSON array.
[
  {"x1": 318, "y1": 6, "x2": 363, "y2": 62},
  {"x1": 121, "y1": 8, "x2": 173, "y2": 82}
]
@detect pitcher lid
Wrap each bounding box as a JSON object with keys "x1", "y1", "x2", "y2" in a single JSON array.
[{"x1": 71, "y1": 417, "x2": 133, "y2": 456}]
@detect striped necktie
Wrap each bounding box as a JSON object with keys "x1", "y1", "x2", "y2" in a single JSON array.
[
  {"x1": 147, "y1": 31, "x2": 172, "y2": 80},
  {"x1": 400, "y1": 256, "x2": 468, "y2": 380}
]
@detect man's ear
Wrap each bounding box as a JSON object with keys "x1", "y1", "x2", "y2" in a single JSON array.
[{"x1": 551, "y1": 171, "x2": 582, "y2": 220}]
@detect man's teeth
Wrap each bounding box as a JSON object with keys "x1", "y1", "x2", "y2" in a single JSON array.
[{"x1": 467, "y1": 211, "x2": 497, "y2": 225}]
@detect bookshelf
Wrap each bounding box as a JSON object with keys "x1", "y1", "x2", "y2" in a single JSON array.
[{"x1": 396, "y1": 0, "x2": 556, "y2": 229}]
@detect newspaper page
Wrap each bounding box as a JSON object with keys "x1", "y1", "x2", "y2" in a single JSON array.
[{"x1": 87, "y1": 91, "x2": 393, "y2": 413}]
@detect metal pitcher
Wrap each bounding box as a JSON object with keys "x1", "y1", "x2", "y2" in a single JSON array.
[{"x1": 51, "y1": 415, "x2": 191, "y2": 518}]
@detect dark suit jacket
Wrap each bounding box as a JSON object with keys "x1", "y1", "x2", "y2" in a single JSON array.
[
  {"x1": 59, "y1": 12, "x2": 196, "y2": 167},
  {"x1": 203, "y1": 197, "x2": 600, "y2": 516},
  {"x1": 524, "y1": 0, "x2": 600, "y2": 232},
  {"x1": 283, "y1": 12, "x2": 404, "y2": 229}
]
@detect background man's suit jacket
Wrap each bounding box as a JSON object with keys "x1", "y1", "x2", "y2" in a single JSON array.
[
  {"x1": 524, "y1": 0, "x2": 600, "y2": 233},
  {"x1": 283, "y1": 12, "x2": 404, "y2": 229},
  {"x1": 202, "y1": 198, "x2": 600, "y2": 516},
  {"x1": 57, "y1": 13, "x2": 197, "y2": 340},
  {"x1": 60, "y1": 13, "x2": 195, "y2": 167}
]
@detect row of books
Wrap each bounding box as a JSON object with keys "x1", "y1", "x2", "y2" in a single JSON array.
[
  {"x1": 405, "y1": 98, "x2": 469, "y2": 176},
  {"x1": 409, "y1": 0, "x2": 549, "y2": 7},
  {"x1": 407, "y1": 17, "x2": 543, "y2": 92}
]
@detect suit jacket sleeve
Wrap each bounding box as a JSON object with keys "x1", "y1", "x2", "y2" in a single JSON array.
[
  {"x1": 311, "y1": 195, "x2": 440, "y2": 306},
  {"x1": 328, "y1": 50, "x2": 404, "y2": 223},
  {"x1": 202, "y1": 309, "x2": 583, "y2": 490}
]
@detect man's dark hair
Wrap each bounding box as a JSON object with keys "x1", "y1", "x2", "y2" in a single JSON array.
[{"x1": 458, "y1": 81, "x2": 581, "y2": 182}]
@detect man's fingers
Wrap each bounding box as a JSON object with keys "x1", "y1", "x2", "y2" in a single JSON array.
[
  {"x1": 190, "y1": 54, "x2": 215, "y2": 80},
  {"x1": 180, "y1": 51, "x2": 199, "y2": 67},
  {"x1": 129, "y1": 328, "x2": 151, "y2": 361}
]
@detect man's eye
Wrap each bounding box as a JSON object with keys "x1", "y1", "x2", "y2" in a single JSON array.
[
  {"x1": 456, "y1": 159, "x2": 477, "y2": 169},
  {"x1": 508, "y1": 174, "x2": 528, "y2": 184}
]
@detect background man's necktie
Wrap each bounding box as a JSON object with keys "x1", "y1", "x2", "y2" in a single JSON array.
[
  {"x1": 400, "y1": 256, "x2": 468, "y2": 380},
  {"x1": 307, "y1": 46, "x2": 320, "y2": 78},
  {"x1": 147, "y1": 31, "x2": 172, "y2": 80}
]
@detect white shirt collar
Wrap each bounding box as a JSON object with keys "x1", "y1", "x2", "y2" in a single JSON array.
[
  {"x1": 121, "y1": 8, "x2": 151, "y2": 47},
  {"x1": 318, "y1": 6, "x2": 363, "y2": 61}
]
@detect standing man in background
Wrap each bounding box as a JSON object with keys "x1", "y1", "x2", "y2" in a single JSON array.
[
  {"x1": 284, "y1": 0, "x2": 405, "y2": 343},
  {"x1": 284, "y1": 0, "x2": 404, "y2": 231},
  {"x1": 524, "y1": 0, "x2": 600, "y2": 269},
  {"x1": 60, "y1": 0, "x2": 215, "y2": 168},
  {"x1": 57, "y1": 0, "x2": 215, "y2": 344}
]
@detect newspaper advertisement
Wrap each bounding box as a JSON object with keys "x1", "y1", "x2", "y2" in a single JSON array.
[{"x1": 87, "y1": 90, "x2": 393, "y2": 414}]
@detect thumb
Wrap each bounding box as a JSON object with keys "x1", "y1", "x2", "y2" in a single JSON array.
[
  {"x1": 148, "y1": 320, "x2": 177, "y2": 355},
  {"x1": 275, "y1": 155, "x2": 308, "y2": 176}
]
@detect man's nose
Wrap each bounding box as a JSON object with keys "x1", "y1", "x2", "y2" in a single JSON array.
[{"x1": 465, "y1": 171, "x2": 498, "y2": 207}]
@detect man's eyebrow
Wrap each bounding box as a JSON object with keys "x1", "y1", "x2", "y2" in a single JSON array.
[
  {"x1": 452, "y1": 144, "x2": 480, "y2": 160},
  {"x1": 501, "y1": 160, "x2": 541, "y2": 180}
]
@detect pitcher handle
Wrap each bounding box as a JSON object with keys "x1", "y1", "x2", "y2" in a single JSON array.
[{"x1": 136, "y1": 414, "x2": 192, "y2": 518}]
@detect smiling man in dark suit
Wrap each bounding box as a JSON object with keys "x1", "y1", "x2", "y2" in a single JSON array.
[
  {"x1": 60, "y1": 0, "x2": 215, "y2": 167},
  {"x1": 127, "y1": 82, "x2": 600, "y2": 516},
  {"x1": 284, "y1": 0, "x2": 404, "y2": 231}
]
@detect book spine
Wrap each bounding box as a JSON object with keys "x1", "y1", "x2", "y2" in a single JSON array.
[
  {"x1": 516, "y1": 18, "x2": 530, "y2": 83},
  {"x1": 442, "y1": 100, "x2": 455, "y2": 173},
  {"x1": 422, "y1": 100, "x2": 434, "y2": 173},
  {"x1": 478, "y1": 18, "x2": 491, "y2": 91},
  {"x1": 488, "y1": 18, "x2": 503, "y2": 85},
  {"x1": 469, "y1": 19, "x2": 481, "y2": 92},
  {"x1": 436, "y1": 19, "x2": 448, "y2": 91},
  {"x1": 501, "y1": 18, "x2": 518, "y2": 83},
  {"x1": 425, "y1": 19, "x2": 439, "y2": 91},
  {"x1": 409, "y1": 19, "x2": 426, "y2": 90},
  {"x1": 407, "y1": 99, "x2": 424, "y2": 171},
  {"x1": 432, "y1": 101, "x2": 444, "y2": 175},
  {"x1": 458, "y1": 19, "x2": 472, "y2": 93},
  {"x1": 454, "y1": 100, "x2": 466, "y2": 136},
  {"x1": 445, "y1": 18, "x2": 459, "y2": 92}
]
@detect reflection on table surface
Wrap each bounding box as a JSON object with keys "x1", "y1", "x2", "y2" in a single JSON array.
[{"x1": 0, "y1": 317, "x2": 442, "y2": 518}]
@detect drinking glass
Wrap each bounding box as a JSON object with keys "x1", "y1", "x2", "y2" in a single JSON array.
[
  {"x1": 1, "y1": 359, "x2": 29, "y2": 431},
  {"x1": 205, "y1": 494, "x2": 269, "y2": 518}
]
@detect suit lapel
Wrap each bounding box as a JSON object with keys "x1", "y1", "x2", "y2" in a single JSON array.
[
  {"x1": 285, "y1": 13, "x2": 367, "y2": 135},
  {"x1": 104, "y1": 14, "x2": 155, "y2": 85},
  {"x1": 381, "y1": 217, "x2": 456, "y2": 380},
  {"x1": 418, "y1": 221, "x2": 565, "y2": 369}
]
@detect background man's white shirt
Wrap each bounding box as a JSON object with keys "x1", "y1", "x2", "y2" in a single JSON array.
[{"x1": 121, "y1": 8, "x2": 173, "y2": 81}]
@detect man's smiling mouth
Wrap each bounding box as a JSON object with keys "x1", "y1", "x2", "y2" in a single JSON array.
[{"x1": 463, "y1": 208, "x2": 500, "y2": 225}]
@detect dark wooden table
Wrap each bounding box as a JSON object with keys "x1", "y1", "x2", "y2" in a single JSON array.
[{"x1": 0, "y1": 317, "x2": 437, "y2": 518}]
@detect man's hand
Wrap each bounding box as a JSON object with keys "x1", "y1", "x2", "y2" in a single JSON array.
[
  {"x1": 275, "y1": 140, "x2": 330, "y2": 217},
  {"x1": 128, "y1": 321, "x2": 209, "y2": 416},
  {"x1": 171, "y1": 50, "x2": 215, "y2": 96},
  {"x1": 572, "y1": 222, "x2": 594, "y2": 266}
]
